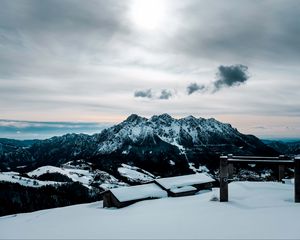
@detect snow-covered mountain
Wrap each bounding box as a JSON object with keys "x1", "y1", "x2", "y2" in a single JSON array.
[
  {"x1": 91, "y1": 114, "x2": 277, "y2": 175},
  {"x1": 0, "y1": 114, "x2": 277, "y2": 176},
  {"x1": 95, "y1": 113, "x2": 272, "y2": 154},
  {"x1": 96, "y1": 114, "x2": 236, "y2": 154}
]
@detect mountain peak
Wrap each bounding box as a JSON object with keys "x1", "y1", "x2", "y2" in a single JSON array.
[
  {"x1": 158, "y1": 113, "x2": 173, "y2": 120},
  {"x1": 181, "y1": 115, "x2": 197, "y2": 121},
  {"x1": 150, "y1": 113, "x2": 173, "y2": 123},
  {"x1": 125, "y1": 114, "x2": 147, "y2": 123}
]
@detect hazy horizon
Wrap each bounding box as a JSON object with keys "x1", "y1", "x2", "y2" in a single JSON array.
[{"x1": 1, "y1": 0, "x2": 299, "y2": 139}]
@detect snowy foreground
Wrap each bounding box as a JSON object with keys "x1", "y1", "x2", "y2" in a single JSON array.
[{"x1": 1, "y1": 182, "x2": 300, "y2": 239}]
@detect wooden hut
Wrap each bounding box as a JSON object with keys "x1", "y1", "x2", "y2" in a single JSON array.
[
  {"x1": 103, "y1": 183, "x2": 167, "y2": 208},
  {"x1": 103, "y1": 173, "x2": 216, "y2": 208}
]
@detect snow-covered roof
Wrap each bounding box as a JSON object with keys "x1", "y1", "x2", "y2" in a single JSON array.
[
  {"x1": 155, "y1": 173, "x2": 215, "y2": 190},
  {"x1": 170, "y1": 186, "x2": 197, "y2": 194},
  {"x1": 110, "y1": 183, "x2": 167, "y2": 202}
]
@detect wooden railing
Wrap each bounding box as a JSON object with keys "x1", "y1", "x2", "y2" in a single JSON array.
[{"x1": 219, "y1": 154, "x2": 300, "y2": 202}]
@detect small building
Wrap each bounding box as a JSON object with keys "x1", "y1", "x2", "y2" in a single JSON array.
[
  {"x1": 103, "y1": 173, "x2": 216, "y2": 208},
  {"x1": 103, "y1": 183, "x2": 167, "y2": 208},
  {"x1": 155, "y1": 173, "x2": 215, "y2": 197}
]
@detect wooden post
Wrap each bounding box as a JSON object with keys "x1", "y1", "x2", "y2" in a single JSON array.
[
  {"x1": 278, "y1": 165, "x2": 285, "y2": 182},
  {"x1": 228, "y1": 163, "x2": 234, "y2": 180},
  {"x1": 220, "y1": 156, "x2": 228, "y2": 202},
  {"x1": 295, "y1": 157, "x2": 300, "y2": 203},
  {"x1": 228, "y1": 154, "x2": 234, "y2": 180},
  {"x1": 278, "y1": 155, "x2": 285, "y2": 182}
]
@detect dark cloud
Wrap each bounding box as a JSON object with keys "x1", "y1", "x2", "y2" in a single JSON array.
[
  {"x1": 134, "y1": 89, "x2": 173, "y2": 100},
  {"x1": 213, "y1": 64, "x2": 249, "y2": 91},
  {"x1": 159, "y1": 89, "x2": 173, "y2": 100},
  {"x1": 169, "y1": 0, "x2": 300, "y2": 65},
  {"x1": 187, "y1": 83, "x2": 206, "y2": 95},
  {"x1": 134, "y1": 89, "x2": 153, "y2": 99},
  {"x1": 0, "y1": 0, "x2": 129, "y2": 78},
  {"x1": 0, "y1": 0, "x2": 127, "y2": 32},
  {"x1": 186, "y1": 64, "x2": 249, "y2": 95}
]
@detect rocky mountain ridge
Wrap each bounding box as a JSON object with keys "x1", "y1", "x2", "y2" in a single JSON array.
[{"x1": 0, "y1": 114, "x2": 278, "y2": 176}]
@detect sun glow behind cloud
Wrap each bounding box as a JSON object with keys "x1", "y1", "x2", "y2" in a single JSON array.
[{"x1": 129, "y1": 0, "x2": 167, "y2": 31}]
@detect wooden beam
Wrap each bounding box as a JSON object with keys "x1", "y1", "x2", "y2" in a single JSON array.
[
  {"x1": 230, "y1": 156, "x2": 282, "y2": 160},
  {"x1": 227, "y1": 159, "x2": 294, "y2": 164}
]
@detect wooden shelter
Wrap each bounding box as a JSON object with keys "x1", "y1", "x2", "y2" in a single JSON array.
[
  {"x1": 103, "y1": 173, "x2": 216, "y2": 208},
  {"x1": 103, "y1": 183, "x2": 167, "y2": 208}
]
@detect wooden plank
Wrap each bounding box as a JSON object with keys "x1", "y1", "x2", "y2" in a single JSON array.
[
  {"x1": 230, "y1": 156, "x2": 281, "y2": 160},
  {"x1": 227, "y1": 159, "x2": 294, "y2": 164},
  {"x1": 221, "y1": 155, "x2": 292, "y2": 159}
]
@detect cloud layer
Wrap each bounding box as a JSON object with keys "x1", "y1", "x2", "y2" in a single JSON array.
[{"x1": 0, "y1": 0, "x2": 299, "y2": 138}]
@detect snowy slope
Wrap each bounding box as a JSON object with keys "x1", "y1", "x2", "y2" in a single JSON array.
[
  {"x1": 1, "y1": 181, "x2": 299, "y2": 239},
  {"x1": 1, "y1": 165, "x2": 130, "y2": 190},
  {"x1": 0, "y1": 172, "x2": 62, "y2": 188},
  {"x1": 117, "y1": 164, "x2": 155, "y2": 183},
  {"x1": 28, "y1": 166, "x2": 94, "y2": 186},
  {"x1": 27, "y1": 165, "x2": 129, "y2": 190}
]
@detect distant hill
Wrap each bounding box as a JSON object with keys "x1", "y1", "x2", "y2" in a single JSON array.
[
  {"x1": 262, "y1": 139, "x2": 300, "y2": 155},
  {"x1": 0, "y1": 138, "x2": 38, "y2": 147}
]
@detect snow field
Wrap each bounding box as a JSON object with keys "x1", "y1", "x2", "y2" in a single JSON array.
[{"x1": 1, "y1": 181, "x2": 299, "y2": 239}]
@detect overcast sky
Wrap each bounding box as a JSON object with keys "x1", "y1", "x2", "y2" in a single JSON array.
[{"x1": 0, "y1": 0, "x2": 299, "y2": 139}]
